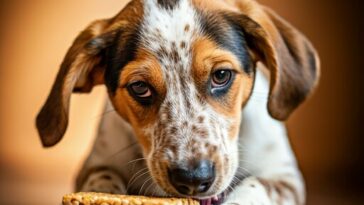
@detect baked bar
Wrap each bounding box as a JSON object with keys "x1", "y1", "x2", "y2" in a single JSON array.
[{"x1": 63, "y1": 192, "x2": 199, "y2": 205}]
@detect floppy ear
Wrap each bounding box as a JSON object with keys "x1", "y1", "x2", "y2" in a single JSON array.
[
  {"x1": 263, "y1": 8, "x2": 320, "y2": 120},
  {"x1": 229, "y1": 8, "x2": 320, "y2": 120},
  {"x1": 36, "y1": 19, "x2": 117, "y2": 147}
]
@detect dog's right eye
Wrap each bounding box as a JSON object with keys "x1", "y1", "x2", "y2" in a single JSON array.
[
  {"x1": 128, "y1": 81, "x2": 151, "y2": 97},
  {"x1": 127, "y1": 81, "x2": 154, "y2": 105}
]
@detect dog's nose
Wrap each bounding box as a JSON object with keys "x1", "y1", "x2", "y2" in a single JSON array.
[{"x1": 168, "y1": 160, "x2": 215, "y2": 195}]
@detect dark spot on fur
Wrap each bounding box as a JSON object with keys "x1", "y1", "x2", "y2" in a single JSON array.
[
  {"x1": 157, "y1": 46, "x2": 169, "y2": 58},
  {"x1": 198, "y1": 129, "x2": 208, "y2": 138},
  {"x1": 209, "y1": 145, "x2": 217, "y2": 154},
  {"x1": 198, "y1": 116, "x2": 205, "y2": 123},
  {"x1": 196, "y1": 93, "x2": 206, "y2": 105},
  {"x1": 169, "y1": 127, "x2": 178, "y2": 135},
  {"x1": 184, "y1": 24, "x2": 190, "y2": 32},
  {"x1": 171, "y1": 48, "x2": 180, "y2": 63},
  {"x1": 169, "y1": 144, "x2": 178, "y2": 153},
  {"x1": 180, "y1": 41, "x2": 186, "y2": 49},
  {"x1": 157, "y1": 0, "x2": 180, "y2": 10},
  {"x1": 165, "y1": 101, "x2": 172, "y2": 108},
  {"x1": 182, "y1": 121, "x2": 188, "y2": 127}
]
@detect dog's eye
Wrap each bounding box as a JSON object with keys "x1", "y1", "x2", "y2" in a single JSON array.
[
  {"x1": 128, "y1": 81, "x2": 152, "y2": 98},
  {"x1": 211, "y1": 70, "x2": 232, "y2": 88}
]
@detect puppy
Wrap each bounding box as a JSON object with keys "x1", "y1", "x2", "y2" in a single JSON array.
[{"x1": 36, "y1": 0, "x2": 320, "y2": 204}]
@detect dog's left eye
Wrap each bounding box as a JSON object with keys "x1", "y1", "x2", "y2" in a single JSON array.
[
  {"x1": 211, "y1": 70, "x2": 232, "y2": 88},
  {"x1": 209, "y1": 69, "x2": 234, "y2": 96}
]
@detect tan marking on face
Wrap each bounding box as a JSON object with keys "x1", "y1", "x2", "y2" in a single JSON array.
[
  {"x1": 191, "y1": 37, "x2": 254, "y2": 140},
  {"x1": 111, "y1": 48, "x2": 166, "y2": 154},
  {"x1": 192, "y1": 37, "x2": 253, "y2": 119}
]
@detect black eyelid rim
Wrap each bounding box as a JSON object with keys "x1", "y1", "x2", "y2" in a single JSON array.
[
  {"x1": 124, "y1": 80, "x2": 148, "y2": 89},
  {"x1": 211, "y1": 66, "x2": 238, "y2": 74},
  {"x1": 129, "y1": 81, "x2": 147, "y2": 87}
]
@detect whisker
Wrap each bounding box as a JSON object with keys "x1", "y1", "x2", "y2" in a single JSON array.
[
  {"x1": 126, "y1": 167, "x2": 149, "y2": 191},
  {"x1": 126, "y1": 157, "x2": 147, "y2": 172},
  {"x1": 236, "y1": 165, "x2": 252, "y2": 175},
  {"x1": 227, "y1": 183, "x2": 236, "y2": 194},
  {"x1": 144, "y1": 180, "x2": 156, "y2": 196},
  {"x1": 127, "y1": 170, "x2": 150, "y2": 192},
  {"x1": 139, "y1": 177, "x2": 153, "y2": 195},
  {"x1": 151, "y1": 184, "x2": 158, "y2": 197},
  {"x1": 126, "y1": 158, "x2": 147, "y2": 166},
  {"x1": 233, "y1": 175, "x2": 246, "y2": 188}
]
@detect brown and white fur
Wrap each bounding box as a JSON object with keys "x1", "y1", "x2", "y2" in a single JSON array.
[{"x1": 36, "y1": 0, "x2": 320, "y2": 204}]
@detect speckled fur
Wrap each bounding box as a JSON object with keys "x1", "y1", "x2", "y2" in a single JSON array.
[{"x1": 137, "y1": 0, "x2": 239, "y2": 197}]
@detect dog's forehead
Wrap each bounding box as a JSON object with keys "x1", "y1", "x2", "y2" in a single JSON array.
[
  {"x1": 140, "y1": 0, "x2": 198, "y2": 68},
  {"x1": 137, "y1": 0, "x2": 252, "y2": 74}
]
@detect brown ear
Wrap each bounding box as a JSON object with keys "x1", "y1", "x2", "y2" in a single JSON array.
[
  {"x1": 36, "y1": 19, "x2": 116, "y2": 147},
  {"x1": 230, "y1": 8, "x2": 320, "y2": 120}
]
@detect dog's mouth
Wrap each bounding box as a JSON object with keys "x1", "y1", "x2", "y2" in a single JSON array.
[{"x1": 195, "y1": 192, "x2": 226, "y2": 205}]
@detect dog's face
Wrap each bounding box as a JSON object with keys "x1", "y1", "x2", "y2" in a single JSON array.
[
  {"x1": 109, "y1": 1, "x2": 255, "y2": 197},
  {"x1": 36, "y1": 0, "x2": 319, "y2": 200}
]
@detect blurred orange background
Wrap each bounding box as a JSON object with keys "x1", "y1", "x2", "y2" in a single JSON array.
[{"x1": 0, "y1": 0, "x2": 363, "y2": 204}]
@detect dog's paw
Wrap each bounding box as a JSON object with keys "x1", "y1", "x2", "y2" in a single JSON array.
[
  {"x1": 80, "y1": 170, "x2": 126, "y2": 194},
  {"x1": 222, "y1": 177, "x2": 271, "y2": 205}
]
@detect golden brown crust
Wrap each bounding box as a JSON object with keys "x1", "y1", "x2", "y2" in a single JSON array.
[{"x1": 63, "y1": 192, "x2": 199, "y2": 205}]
